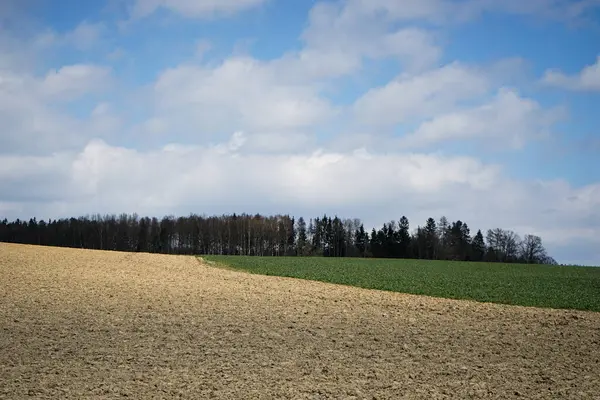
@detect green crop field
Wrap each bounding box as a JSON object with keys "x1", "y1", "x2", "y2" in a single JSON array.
[{"x1": 203, "y1": 256, "x2": 600, "y2": 312}]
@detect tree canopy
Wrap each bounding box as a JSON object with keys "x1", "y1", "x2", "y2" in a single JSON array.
[{"x1": 0, "y1": 213, "x2": 556, "y2": 264}]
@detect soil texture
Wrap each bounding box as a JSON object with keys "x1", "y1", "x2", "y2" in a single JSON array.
[{"x1": 1, "y1": 243, "x2": 599, "y2": 399}]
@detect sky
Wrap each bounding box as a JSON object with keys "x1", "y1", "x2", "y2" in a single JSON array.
[{"x1": 0, "y1": 0, "x2": 599, "y2": 266}]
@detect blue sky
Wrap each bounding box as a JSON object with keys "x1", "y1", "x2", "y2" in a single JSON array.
[{"x1": 0, "y1": 0, "x2": 599, "y2": 265}]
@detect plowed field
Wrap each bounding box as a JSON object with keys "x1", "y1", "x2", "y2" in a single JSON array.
[{"x1": 1, "y1": 243, "x2": 599, "y2": 399}]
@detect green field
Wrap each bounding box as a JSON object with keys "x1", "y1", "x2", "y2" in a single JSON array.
[{"x1": 203, "y1": 256, "x2": 600, "y2": 312}]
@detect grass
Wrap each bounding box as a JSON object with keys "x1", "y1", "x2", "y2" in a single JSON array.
[{"x1": 203, "y1": 256, "x2": 600, "y2": 312}]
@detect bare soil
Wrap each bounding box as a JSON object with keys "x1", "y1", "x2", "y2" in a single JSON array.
[{"x1": 1, "y1": 243, "x2": 599, "y2": 399}]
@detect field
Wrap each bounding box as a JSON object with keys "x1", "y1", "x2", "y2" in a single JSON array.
[
  {"x1": 205, "y1": 256, "x2": 600, "y2": 312},
  {"x1": 1, "y1": 243, "x2": 599, "y2": 399}
]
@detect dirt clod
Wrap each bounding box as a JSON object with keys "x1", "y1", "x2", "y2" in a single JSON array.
[{"x1": 1, "y1": 243, "x2": 599, "y2": 399}]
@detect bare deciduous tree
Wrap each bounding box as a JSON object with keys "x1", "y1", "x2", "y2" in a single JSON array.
[{"x1": 520, "y1": 234, "x2": 547, "y2": 264}]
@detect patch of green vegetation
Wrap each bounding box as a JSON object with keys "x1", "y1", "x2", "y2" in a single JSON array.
[{"x1": 203, "y1": 256, "x2": 600, "y2": 312}]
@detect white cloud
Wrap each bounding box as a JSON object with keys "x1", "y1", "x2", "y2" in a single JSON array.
[
  {"x1": 243, "y1": 132, "x2": 315, "y2": 153},
  {"x1": 0, "y1": 137, "x2": 508, "y2": 214},
  {"x1": 353, "y1": 62, "x2": 491, "y2": 127},
  {"x1": 0, "y1": 28, "x2": 55, "y2": 72},
  {"x1": 148, "y1": 57, "x2": 337, "y2": 136},
  {"x1": 312, "y1": 0, "x2": 600, "y2": 27},
  {"x1": 0, "y1": 71, "x2": 77, "y2": 153},
  {"x1": 0, "y1": 64, "x2": 115, "y2": 154},
  {"x1": 323, "y1": 0, "x2": 457, "y2": 25},
  {"x1": 213, "y1": 131, "x2": 315, "y2": 153},
  {"x1": 487, "y1": 0, "x2": 600, "y2": 23},
  {"x1": 542, "y1": 56, "x2": 600, "y2": 91},
  {"x1": 63, "y1": 21, "x2": 106, "y2": 50},
  {"x1": 42, "y1": 64, "x2": 113, "y2": 101},
  {"x1": 0, "y1": 64, "x2": 112, "y2": 108},
  {"x1": 398, "y1": 89, "x2": 565, "y2": 149},
  {"x1": 16, "y1": 21, "x2": 107, "y2": 53},
  {"x1": 298, "y1": 2, "x2": 442, "y2": 76},
  {"x1": 1, "y1": 137, "x2": 599, "y2": 262},
  {"x1": 128, "y1": 0, "x2": 600, "y2": 23},
  {"x1": 131, "y1": 0, "x2": 269, "y2": 19},
  {"x1": 131, "y1": 0, "x2": 448, "y2": 144}
]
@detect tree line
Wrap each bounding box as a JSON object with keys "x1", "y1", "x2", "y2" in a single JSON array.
[{"x1": 0, "y1": 213, "x2": 556, "y2": 264}]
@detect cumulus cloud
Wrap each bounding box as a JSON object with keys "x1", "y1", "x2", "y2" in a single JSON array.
[
  {"x1": 130, "y1": 0, "x2": 448, "y2": 143},
  {"x1": 353, "y1": 62, "x2": 491, "y2": 127},
  {"x1": 146, "y1": 57, "x2": 337, "y2": 137},
  {"x1": 487, "y1": 0, "x2": 600, "y2": 23},
  {"x1": 298, "y1": 2, "x2": 442, "y2": 76},
  {"x1": 542, "y1": 56, "x2": 600, "y2": 91},
  {"x1": 1, "y1": 137, "x2": 599, "y2": 260},
  {"x1": 128, "y1": 0, "x2": 600, "y2": 24},
  {"x1": 398, "y1": 89, "x2": 565, "y2": 149},
  {"x1": 131, "y1": 0, "x2": 269, "y2": 19},
  {"x1": 0, "y1": 28, "x2": 54, "y2": 72},
  {"x1": 12, "y1": 20, "x2": 108, "y2": 54},
  {"x1": 62, "y1": 21, "x2": 106, "y2": 51},
  {"x1": 0, "y1": 64, "x2": 115, "y2": 154},
  {"x1": 41, "y1": 64, "x2": 113, "y2": 101},
  {"x1": 313, "y1": 0, "x2": 600, "y2": 26}
]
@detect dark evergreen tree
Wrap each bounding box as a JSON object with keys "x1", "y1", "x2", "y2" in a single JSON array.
[
  {"x1": 296, "y1": 217, "x2": 308, "y2": 256},
  {"x1": 354, "y1": 224, "x2": 368, "y2": 257},
  {"x1": 370, "y1": 228, "x2": 381, "y2": 258},
  {"x1": 424, "y1": 217, "x2": 438, "y2": 259},
  {"x1": 448, "y1": 220, "x2": 471, "y2": 260},
  {"x1": 311, "y1": 217, "x2": 322, "y2": 256},
  {"x1": 471, "y1": 229, "x2": 485, "y2": 261},
  {"x1": 382, "y1": 222, "x2": 397, "y2": 258},
  {"x1": 398, "y1": 216, "x2": 411, "y2": 258},
  {"x1": 137, "y1": 217, "x2": 149, "y2": 252}
]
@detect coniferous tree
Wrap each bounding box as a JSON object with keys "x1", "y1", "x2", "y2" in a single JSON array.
[
  {"x1": 370, "y1": 228, "x2": 381, "y2": 258},
  {"x1": 296, "y1": 217, "x2": 308, "y2": 256},
  {"x1": 424, "y1": 218, "x2": 438, "y2": 259},
  {"x1": 137, "y1": 217, "x2": 149, "y2": 252},
  {"x1": 354, "y1": 224, "x2": 368, "y2": 257},
  {"x1": 447, "y1": 220, "x2": 471, "y2": 261},
  {"x1": 398, "y1": 216, "x2": 411, "y2": 258},
  {"x1": 471, "y1": 229, "x2": 486, "y2": 261},
  {"x1": 311, "y1": 217, "x2": 322, "y2": 256},
  {"x1": 383, "y1": 222, "x2": 398, "y2": 258}
]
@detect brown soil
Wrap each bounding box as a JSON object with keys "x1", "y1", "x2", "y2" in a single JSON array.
[{"x1": 1, "y1": 243, "x2": 599, "y2": 399}]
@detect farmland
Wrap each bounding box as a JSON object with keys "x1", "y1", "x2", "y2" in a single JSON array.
[
  {"x1": 1, "y1": 243, "x2": 600, "y2": 399},
  {"x1": 204, "y1": 256, "x2": 600, "y2": 312}
]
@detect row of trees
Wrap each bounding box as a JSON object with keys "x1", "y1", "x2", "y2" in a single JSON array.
[{"x1": 0, "y1": 213, "x2": 556, "y2": 264}]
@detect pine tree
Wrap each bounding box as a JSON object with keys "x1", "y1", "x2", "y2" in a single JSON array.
[
  {"x1": 397, "y1": 216, "x2": 411, "y2": 258},
  {"x1": 471, "y1": 229, "x2": 485, "y2": 261},
  {"x1": 354, "y1": 224, "x2": 367, "y2": 257},
  {"x1": 137, "y1": 217, "x2": 149, "y2": 252},
  {"x1": 383, "y1": 222, "x2": 398, "y2": 257},
  {"x1": 370, "y1": 228, "x2": 381, "y2": 258},
  {"x1": 296, "y1": 217, "x2": 308, "y2": 256},
  {"x1": 448, "y1": 220, "x2": 470, "y2": 261},
  {"x1": 311, "y1": 217, "x2": 322, "y2": 255},
  {"x1": 424, "y1": 217, "x2": 438, "y2": 259}
]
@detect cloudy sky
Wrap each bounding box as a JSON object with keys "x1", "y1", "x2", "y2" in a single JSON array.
[{"x1": 1, "y1": 0, "x2": 599, "y2": 265}]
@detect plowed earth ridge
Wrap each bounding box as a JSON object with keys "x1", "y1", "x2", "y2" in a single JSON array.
[{"x1": 1, "y1": 243, "x2": 599, "y2": 399}]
